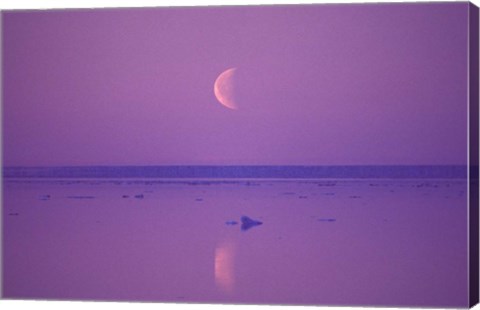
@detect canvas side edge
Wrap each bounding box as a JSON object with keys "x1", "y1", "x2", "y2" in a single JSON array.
[{"x1": 469, "y1": 2, "x2": 479, "y2": 308}]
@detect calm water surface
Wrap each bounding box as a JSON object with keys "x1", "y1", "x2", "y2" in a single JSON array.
[{"x1": 2, "y1": 179, "x2": 468, "y2": 307}]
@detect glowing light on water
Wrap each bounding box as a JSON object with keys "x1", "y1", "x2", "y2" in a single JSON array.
[{"x1": 214, "y1": 240, "x2": 236, "y2": 294}]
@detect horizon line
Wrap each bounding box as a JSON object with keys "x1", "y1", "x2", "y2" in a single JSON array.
[{"x1": 3, "y1": 165, "x2": 469, "y2": 179}]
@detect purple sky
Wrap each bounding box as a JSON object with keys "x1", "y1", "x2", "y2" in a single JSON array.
[{"x1": 3, "y1": 3, "x2": 469, "y2": 166}]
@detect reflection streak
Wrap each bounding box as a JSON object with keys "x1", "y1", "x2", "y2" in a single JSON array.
[{"x1": 214, "y1": 240, "x2": 236, "y2": 294}]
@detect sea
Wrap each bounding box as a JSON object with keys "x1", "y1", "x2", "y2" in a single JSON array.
[{"x1": 2, "y1": 166, "x2": 470, "y2": 307}]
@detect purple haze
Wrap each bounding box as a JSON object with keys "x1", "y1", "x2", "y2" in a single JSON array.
[{"x1": 2, "y1": 3, "x2": 469, "y2": 166}]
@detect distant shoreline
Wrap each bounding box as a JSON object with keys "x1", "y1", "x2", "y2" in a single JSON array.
[{"x1": 2, "y1": 165, "x2": 469, "y2": 179}]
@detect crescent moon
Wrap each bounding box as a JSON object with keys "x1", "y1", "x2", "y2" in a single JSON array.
[{"x1": 214, "y1": 68, "x2": 238, "y2": 110}]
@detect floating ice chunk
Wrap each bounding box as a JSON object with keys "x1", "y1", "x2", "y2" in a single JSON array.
[
  {"x1": 241, "y1": 216, "x2": 263, "y2": 231},
  {"x1": 39, "y1": 194, "x2": 50, "y2": 201},
  {"x1": 318, "y1": 218, "x2": 336, "y2": 222},
  {"x1": 67, "y1": 196, "x2": 95, "y2": 199}
]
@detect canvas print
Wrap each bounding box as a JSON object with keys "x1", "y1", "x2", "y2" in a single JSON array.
[{"x1": 2, "y1": 2, "x2": 479, "y2": 308}]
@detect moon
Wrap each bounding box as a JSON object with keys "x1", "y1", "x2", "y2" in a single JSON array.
[{"x1": 214, "y1": 68, "x2": 238, "y2": 110}]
